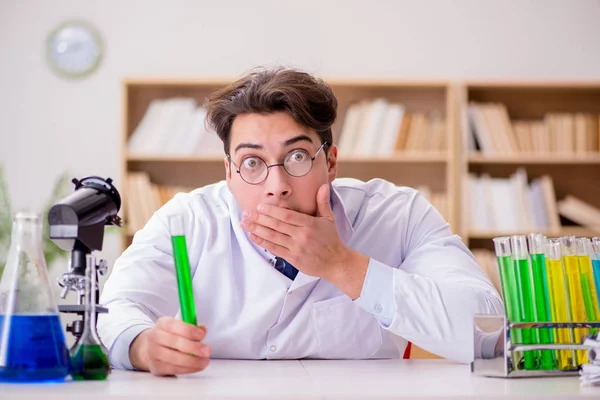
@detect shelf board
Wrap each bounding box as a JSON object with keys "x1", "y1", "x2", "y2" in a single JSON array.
[
  {"x1": 468, "y1": 153, "x2": 600, "y2": 165},
  {"x1": 127, "y1": 226, "x2": 599, "y2": 240},
  {"x1": 340, "y1": 152, "x2": 448, "y2": 163},
  {"x1": 127, "y1": 155, "x2": 224, "y2": 162},
  {"x1": 127, "y1": 152, "x2": 448, "y2": 164},
  {"x1": 468, "y1": 226, "x2": 600, "y2": 239}
]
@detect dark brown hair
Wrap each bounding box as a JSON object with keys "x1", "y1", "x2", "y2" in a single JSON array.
[{"x1": 204, "y1": 67, "x2": 337, "y2": 154}]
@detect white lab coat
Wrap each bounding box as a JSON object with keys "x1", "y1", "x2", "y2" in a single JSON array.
[{"x1": 98, "y1": 178, "x2": 503, "y2": 369}]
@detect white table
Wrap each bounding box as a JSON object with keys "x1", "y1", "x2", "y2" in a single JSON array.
[{"x1": 1, "y1": 359, "x2": 599, "y2": 399}]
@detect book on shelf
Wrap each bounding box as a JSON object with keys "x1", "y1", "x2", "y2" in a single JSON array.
[
  {"x1": 557, "y1": 195, "x2": 600, "y2": 234},
  {"x1": 125, "y1": 172, "x2": 193, "y2": 234},
  {"x1": 466, "y1": 102, "x2": 600, "y2": 156},
  {"x1": 123, "y1": 173, "x2": 450, "y2": 236},
  {"x1": 465, "y1": 168, "x2": 561, "y2": 234},
  {"x1": 337, "y1": 98, "x2": 447, "y2": 156},
  {"x1": 127, "y1": 98, "x2": 222, "y2": 156}
]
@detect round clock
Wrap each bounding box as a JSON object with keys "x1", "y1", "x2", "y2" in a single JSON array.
[{"x1": 46, "y1": 21, "x2": 103, "y2": 78}]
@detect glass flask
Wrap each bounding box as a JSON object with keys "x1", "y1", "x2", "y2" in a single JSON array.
[
  {"x1": 0, "y1": 211, "x2": 71, "y2": 382},
  {"x1": 69, "y1": 255, "x2": 110, "y2": 380}
]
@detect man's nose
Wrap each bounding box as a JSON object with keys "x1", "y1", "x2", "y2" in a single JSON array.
[{"x1": 264, "y1": 165, "x2": 292, "y2": 198}]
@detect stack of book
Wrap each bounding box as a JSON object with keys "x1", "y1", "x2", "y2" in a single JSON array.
[
  {"x1": 466, "y1": 102, "x2": 600, "y2": 155},
  {"x1": 337, "y1": 99, "x2": 446, "y2": 156},
  {"x1": 125, "y1": 172, "x2": 193, "y2": 233},
  {"x1": 127, "y1": 98, "x2": 223, "y2": 156},
  {"x1": 466, "y1": 168, "x2": 600, "y2": 235}
]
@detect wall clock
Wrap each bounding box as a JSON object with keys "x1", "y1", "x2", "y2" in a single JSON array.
[{"x1": 46, "y1": 21, "x2": 103, "y2": 79}]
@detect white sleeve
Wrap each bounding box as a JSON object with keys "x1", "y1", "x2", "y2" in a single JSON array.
[
  {"x1": 97, "y1": 194, "x2": 200, "y2": 370},
  {"x1": 356, "y1": 192, "x2": 504, "y2": 364}
]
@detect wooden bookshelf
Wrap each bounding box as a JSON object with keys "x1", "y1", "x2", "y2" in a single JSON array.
[
  {"x1": 457, "y1": 81, "x2": 600, "y2": 250},
  {"x1": 468, "y1": 154, "x2": 600, "y2": 165},
  {"x1": 119, "y1": 78, "x2": 600, "y2": 360},
  {"x1": 121, "y1": 78, "x2": 600, "y2": 250},
  {"x1": 121, "y1": 78, "x2": 457, "y2": 247}
]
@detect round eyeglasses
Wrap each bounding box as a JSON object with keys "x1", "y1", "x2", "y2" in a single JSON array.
[{"x1": 228, "y1": 142, "x2": 328, "y2": 185}]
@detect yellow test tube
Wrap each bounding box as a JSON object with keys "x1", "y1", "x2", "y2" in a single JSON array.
[
  {"x1": 545, "y1": 239, "x2": 575, "y2": 370},
  {"x1": 560, "y1": 236, "x2": 588, "y2": 365}
]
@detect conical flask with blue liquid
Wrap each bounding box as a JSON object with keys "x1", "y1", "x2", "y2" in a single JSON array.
[{"x1": 0, "y1": 211, "x2": 70, "y2": 382}]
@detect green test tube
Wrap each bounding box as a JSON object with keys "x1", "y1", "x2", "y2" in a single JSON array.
[
  {"x1": 560, "y1": 236, "x2": 588, "y2": 365},
  {"x1": 493, "y1": 237, "x2": 523, "y2": 368},
  {"x1": 545, "y1": 239, "x2": 575, "y2": 370},
  {"x1": 510, "y1": 235, "x2": 538, "y2": 370},
  {"x1": 527, "y1": 233, "x2": 555, "y2": 370},
  {"x1": 494, "y1": 237, "x2": 519, "y2": 321},
  {"x1": 169, "y1": 215, "x2": 197, "y2": 325}
]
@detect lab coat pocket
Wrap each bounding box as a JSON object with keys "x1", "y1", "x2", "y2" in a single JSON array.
[{"x1": 312, "y1": 295, "x2": 383, "y2": 359}]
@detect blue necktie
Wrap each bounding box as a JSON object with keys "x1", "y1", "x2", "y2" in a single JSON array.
[{"x1": 274, "y1": 257, "x2": 299, "y2": 280}]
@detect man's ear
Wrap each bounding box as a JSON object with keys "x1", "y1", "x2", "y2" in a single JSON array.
[{"x1": 326, "y1": 144, "x2": 338, "y2": 183}]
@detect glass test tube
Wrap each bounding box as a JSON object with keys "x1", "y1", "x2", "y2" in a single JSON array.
[
  {"x1": 169, "y1": 214, "x2": 197, "y2": 325},
  {"x1": 493, "y1": 237, "x2": 523, "y2": 368},
  {"x1": 576, "y1": 238, "x2": 600, "y2": 322},
  {"x1": 511, "y1": 235, "x2": 538, "y2": 370},
  {"x1": 560, "y1": 236, "x2": 588, "y2": 365},
  {"x1": 545, "y1": 238, "x2": 575, "y2": 370},
  {"x1": 527, "y1": 233, "x2": 555, "y2": 370},
  {"x1": 591, "y1": 238, "x2": 600, "y2": 307}
]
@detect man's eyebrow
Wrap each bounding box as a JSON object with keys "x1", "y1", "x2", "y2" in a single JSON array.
[
  {"x1": 234, "y1": 143, "x2": 263, "y2": 153},
  {"x1": 283, "y1": 135, "x2": 314, "y2": 147},
  {"x1": 234, "y1": 135, "x2": 314, "y2": 153}
]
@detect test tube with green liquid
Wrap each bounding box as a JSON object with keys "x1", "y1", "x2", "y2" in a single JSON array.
[
  {"x1": 510, "y1": 235, "x2": 538, "y2": 370},
  {"x1": 576, "y1": 238, "x2": 600, "y2": 323},
  {"x1": 493, "y1": 237, "x2": 523, "y2": 367},
  {"x1": 591, "y1": 238, "x2": 600, "y2": 307},
  {"x1": 169, "y1": 215, "x2": 197, "y2": 325},
  {"x1": 527, "y1": 233, "x2": 555, "y2": 370},
  {"x1": 545, "y1": 239, "x2": 575, "y2": 370},
  {"x1": 560, "y1": 236, "x2": 588, "y2": 365}
]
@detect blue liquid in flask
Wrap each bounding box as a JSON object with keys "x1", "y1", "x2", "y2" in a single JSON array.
[{"x1": 0, "y1": 314, "x2": 71, "y2": 382}]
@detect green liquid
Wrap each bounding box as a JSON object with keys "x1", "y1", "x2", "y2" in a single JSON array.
[
  {"x1": 497, "y1": 255, "x2": 523, "y2": 366},
  {"x1": 172, "y1": 235, "x2": 197, "y2": 325},
  {"x1": 498, "y1": 255, "x2": 519, "y2": 320},
  {"x1": 514, "y1": 258, "x2": 537, "y2": 370},
  {"x1": 530, "y1": 253, "x2": 555, "y2": 369},
  {"x1": 70, "y1": 344, "x2": 110, "y2": 381}
]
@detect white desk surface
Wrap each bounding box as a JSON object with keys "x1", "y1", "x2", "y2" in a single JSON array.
[{"x1": 1, "y1": 359, "x2": 599, "y2": 399}]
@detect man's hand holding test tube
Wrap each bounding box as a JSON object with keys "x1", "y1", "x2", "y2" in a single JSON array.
[{"x1": 128, "y1": 215, "x2": 211, "y2": 376}]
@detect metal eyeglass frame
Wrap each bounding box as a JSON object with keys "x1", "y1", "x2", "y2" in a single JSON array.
[{"x1": 227, "y1": 141, "x2": 328, "y2": 185}]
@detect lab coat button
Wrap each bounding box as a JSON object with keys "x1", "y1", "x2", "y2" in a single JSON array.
[
  {"x1": 374, "y1": 303, "x2": 383, "y2": 313},
  {"x1": 269, "y1": 345, "x2": 277, "y2": 352}
]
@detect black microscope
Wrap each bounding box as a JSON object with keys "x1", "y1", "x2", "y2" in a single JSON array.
[{"x1": 47, "y1": 176, "x2": 122, "y2": 340}]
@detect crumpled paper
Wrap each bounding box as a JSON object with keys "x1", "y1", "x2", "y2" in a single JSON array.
[{"x1": 579, "y1": 334, "x2": 600, "y2": 386}]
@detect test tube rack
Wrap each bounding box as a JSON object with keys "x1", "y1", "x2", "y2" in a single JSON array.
[{"x1": 471, "y1": 314, "x2": 600, "y2": 378}]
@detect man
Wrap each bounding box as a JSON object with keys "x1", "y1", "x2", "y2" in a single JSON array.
[{"x1": 98, "y1": 68, "x2": 503, "y2": 376}]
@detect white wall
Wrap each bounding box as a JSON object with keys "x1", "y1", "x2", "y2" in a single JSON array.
[{"x1": 1, "y1": 0, "x2": 599, "y2": 271}]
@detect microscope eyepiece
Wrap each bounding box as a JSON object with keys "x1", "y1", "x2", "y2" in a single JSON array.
[{"x1": 48, "y1": 176, "x2": 122, "y2": 253}]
